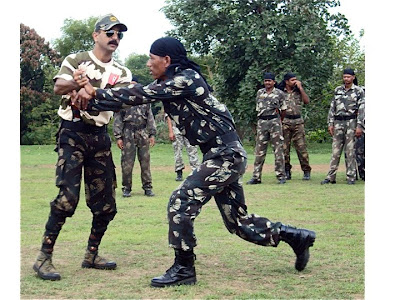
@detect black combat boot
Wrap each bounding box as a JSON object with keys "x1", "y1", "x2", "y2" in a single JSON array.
[
  {"x1": 285, "y1": 170, "x2": 292, "y2": 180},
  {"x1": 279, "y1": 225, "x2": 316, "y2": 271},
  {"x1": 151, "y1": 249, "x2": 196, "y2": 287},
  {"x1": 175, "y1": 170, "x2": 183, "y2": 181}
]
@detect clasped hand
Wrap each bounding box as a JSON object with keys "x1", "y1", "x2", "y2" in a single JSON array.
[{"x1": 69, "y1": 69, "x2": 96, "y2": 110}]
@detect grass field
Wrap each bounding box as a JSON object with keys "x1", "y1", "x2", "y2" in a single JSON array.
[{"x1": 20, "y1": 142, "x2": 364, "y2": 299}]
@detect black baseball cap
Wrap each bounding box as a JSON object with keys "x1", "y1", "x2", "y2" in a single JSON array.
[{"x1": 95, "y1": 14, "x2": 128, "y2": 32}]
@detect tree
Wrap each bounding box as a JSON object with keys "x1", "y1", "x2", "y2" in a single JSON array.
[
  {"x1": 20, "y1": 24, "x2": 61, "y2": 144},
  {"x1": 125, "y1": 53, "x2": 154, "y2": 85},
  {"x1": 162, "y1": 0, "x2": 352, "y2": 140}
]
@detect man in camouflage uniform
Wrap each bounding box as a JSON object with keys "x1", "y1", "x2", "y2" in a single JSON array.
[
  {"x1": 73, "y1": 37, "x2": 316, "y2": 288},
  {"x1": 166, "y1": 115, "x2": 200, "y2": 181},
  {"x1": 247, "y1": 72, "x2": 287, "y2": 185},
  {"x1": 114, "y1": 77, "x2": 156, "y2": 197},
  {"x1": 32, "y1": 14, "x2": 131, "y2": 281},
  {"x1": 277, "y1": 73, "x2": 312, "y2": 180},
  {"x1": 321, "y1": 69, "x2": 365, "y2": 185}
]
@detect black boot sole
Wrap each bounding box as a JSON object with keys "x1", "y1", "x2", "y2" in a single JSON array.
[
  {"x1": 151, "y1": 276, "x2": 197, "y2": 288},
  {"x1": 81, "y1": 262, "x2": 117, "y2": 270}
]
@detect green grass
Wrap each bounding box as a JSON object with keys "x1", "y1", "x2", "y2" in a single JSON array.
[{"x1": 20, "y1": 142, "x2": 364, "y2": 299}]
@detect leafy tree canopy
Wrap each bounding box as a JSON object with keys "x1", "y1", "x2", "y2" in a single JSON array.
[{"x1": 162, "y1": 0, "x2": 353, "y2": 138}]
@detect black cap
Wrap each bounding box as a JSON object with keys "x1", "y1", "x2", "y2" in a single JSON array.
[
  {"x1": 95, "y1": 14, "x2": 127, "y2": 32},
  {"x1": 263, "y1": 72, "x2": 275, "y2": 80}
]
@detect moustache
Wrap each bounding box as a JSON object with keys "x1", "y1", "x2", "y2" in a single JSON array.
[{"x1": 108, "y1": 40, "x2": 119, "y2": 46}]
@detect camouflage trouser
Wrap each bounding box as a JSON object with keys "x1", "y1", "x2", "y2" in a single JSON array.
[
  {"x1": 282, "y1": 123, "x2": 311, "y2": 172},
  {"x1": 325, "y1": 119, "x2": 357, "y2": 181},
  {"x1": 121, "y1": 125, "x2": 152, "y2": 191},
  {"x1": 355, "y1": 133, "x2": 365, "y2": 180},
  {"x1": 172, "y1": 126, "x2": 200, "y2": 172},
  {"x1": 252, "y1": 118, "x2": 285, "y2": 180},
  {"x1": 168, "y1": 144, "x2": 281, "y2": 250},
  {"x1": 42, "y1": 122, "x2": 117, "y2": 253}
]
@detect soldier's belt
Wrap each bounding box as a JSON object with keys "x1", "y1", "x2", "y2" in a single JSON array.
[
  {"x1": 199, "y1": 130, "x2": 240, "y2": 154},
  {"x1": 284, "y1": 114, "x2": 301, "y2": 119},
  {"x1": 61, "y1": 119, "x2": 107, "y2": 133},
  {"x1": 124, "y1": 123, "x2": 147, "y2": 130},
  {"x1": 259, "y1": 115, "x2": 279, "y2": 120},
  {"x1": 334, "y1": 115, "x2": 356, "y2": 121}
]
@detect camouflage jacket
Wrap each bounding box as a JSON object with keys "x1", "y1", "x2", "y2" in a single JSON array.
[
  {"x1": 89, "y1": 67, "x2": 246, "y2": 157},
  {"x1": 256, "y1": 87, "x2": 287, "y2": 117},
  {"x1": 113, "y1": 104, "x2": 156, "y2": 140},
  {"x1": 281, "y1": 88, "x2": 306, "y2": 125},
  {"x1": 328, "y1": 84, "x2": 365, "y2": 129},
  {"x1": 54, "y1": 51, "x2": 131, "y2": 126}
]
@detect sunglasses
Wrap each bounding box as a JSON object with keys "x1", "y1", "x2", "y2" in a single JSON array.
[{"x1": 104, "y1": 30, "x2": 123, "y2": 39}]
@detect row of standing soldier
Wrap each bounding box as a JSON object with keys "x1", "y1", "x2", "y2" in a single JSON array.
[{"x1": 247, "y1": 70, "x2": 364, "y2": 185}]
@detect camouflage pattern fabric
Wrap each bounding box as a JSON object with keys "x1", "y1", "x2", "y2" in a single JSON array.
[
  {"x1": 168, "y1": 144, "x2": 280, "y2": 250},
  {"x1": 252, "y1": 87, "x2": 287, "y2": 180},
  {"x1": 355, "y1": 133, "x2": 365, "y2": 180},
  {"x1": 172, "y1": 125, "x2": 200, "y2": 172},
  {"x1": 281, "y1": 89, "x2": 311, "y2": 172},
  {"x1": 43, "y1": 125, "x2": 117, "y2": 253},
  {"x1": 40, "y1": 50, "x2": 129, "y2": 254},
  {"x1": 282, "y1": 123, "x2": 311, "y2": 172},
  {"x1": 325, "y1": 84, "x2": 365, "y2": 182},
  {"x1": 53, "y1": 51, "x2": 131, "y2": 126},
  {"x1": 113, "y1": 104, "x2": 156, "y2": 191},
  {"x1": 89, "y1": 67, "x2": 287, "y2": 250}
]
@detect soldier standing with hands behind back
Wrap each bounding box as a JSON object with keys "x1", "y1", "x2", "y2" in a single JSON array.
[
  {"x1": 321, "y1": 68, "x2": 365, "y2": 185},
  {"x1": 247, "y1": 72, "x2": 287, "y2": 185},
  {"x1": 113, "y1": 76, "x2": 156, "y2": 197}
]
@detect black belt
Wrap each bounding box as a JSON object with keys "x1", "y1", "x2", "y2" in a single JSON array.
[
  {"x1": 259, "y1": 115, "x2": 279, "y2": 120},
  {"x1": 61, "y1": 119, "x2": 107, "y2": 133},
  {"x1": 199, "y1": 131, "x2": 240, "y2": 154},
  {"x1": 125, "y1": 123, "x2": 147, "y2": 130},
  {"x1": 285, "y1": 114, "x2": 301, "y2": 119},
  {"x1": 334, "y1": 115, "x2": 356, "y2": 121}
]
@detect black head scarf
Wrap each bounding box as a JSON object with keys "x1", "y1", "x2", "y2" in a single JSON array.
[
  {"x1": 343, "y1": 68, "x2": 358, "y2": 86},
  {"x1": 277, "y1": 72, "x2": 297, "y2": 91},
  {"x1": 150, "y1": 37, "x2": 213, "y2": 91}
]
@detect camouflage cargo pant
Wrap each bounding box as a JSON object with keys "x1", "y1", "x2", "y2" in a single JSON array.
[
  {"x1": 355, "y1": 133, "x2": 365, "y2": 180},
  {"x1": 282, "y1": 123, "x2": 311, "y2": 172},
  {"x1": 172, "y1": 126, "x2": 200, "y2": 172},
  {"x1": 42, "y1": 122, "x2": 117, "y2": 253},
  {"x1": 168, "y1": 143, "x2": 281, "y2": 250},
  {"x1": 121, "y1": 125, "x2": 152, "y2": 191},
  {"x1": 252, "y1": 118, "x2": 285, "y2": 180},
  {"x1": 325, "y1": 119, "x2": 357, "y2": 181}
]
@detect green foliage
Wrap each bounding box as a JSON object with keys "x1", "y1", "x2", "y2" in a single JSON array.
[
  {"x1": 20, "y1": 24, "x2": 61, "y2": 144},
  {"x1": 52, "y1": 17, "x2": 98, "y2": 59},
  {"x1": 124, "y1": 53, "x2": 153, "y2": 85},
  {"x1": 162, "y1": 0, "x2": 362, "y2": 140}
]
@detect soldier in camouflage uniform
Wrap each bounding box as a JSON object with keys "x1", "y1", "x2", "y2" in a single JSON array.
[
  {"x1": 114, "y1": 77, "x2": 156, "y2": 197},
  {"x1": 321, "y1": 69, "x2": 365, "y2": 185},
  {"x1": 166, "y1": 115, "x2": 200, "y2": 181},
  {"x1": 277, "y1": 73, "x2": 312, "y2": 180},
  {"x1": 73, "y1": 37, "x2": 316, "y2": 288},
  {"x1": 247, "y1": 72, "x2": 287, "y2": 185},
  {"x1": 32, "y1": 14, "x2": 131, "y2": 281}
]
